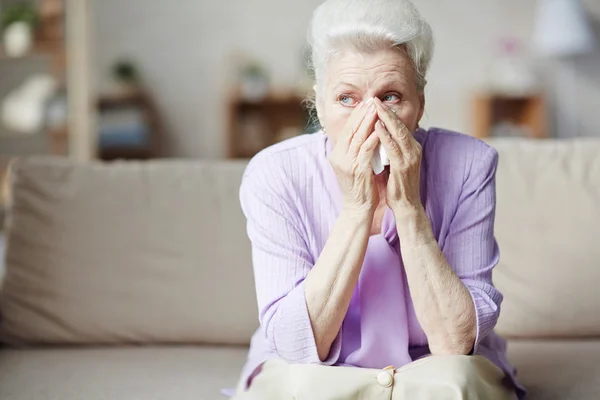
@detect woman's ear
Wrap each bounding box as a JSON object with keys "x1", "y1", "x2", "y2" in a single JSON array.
[
  {"x1": 314, "y1": 84, "x2": 325, "y2": 126},
  {"x1": 417, "y1": 94, "x2": 425, "y2": 125}
]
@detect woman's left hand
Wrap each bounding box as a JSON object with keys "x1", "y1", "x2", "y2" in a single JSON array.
[{"x1": 373, "y1": 97, "x2": 423, "y2": 216}]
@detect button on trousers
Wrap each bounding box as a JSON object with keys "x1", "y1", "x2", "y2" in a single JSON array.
[{"x1": 233, "y1": 355, "x2": 517, "y2": 400}]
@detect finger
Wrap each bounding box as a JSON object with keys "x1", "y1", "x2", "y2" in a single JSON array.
[
  {"x1": 349, "y1": 99, "x2": 379, "y2": 155},
  {"x1": 337, "y1": 100, "x2": 370, "y2": 152},
  {"x1": 375, "y1": 120, "x2": 401, "y2": 162},
  {"x1": 373, "y1": 97, "x2": 413, "y2": 154},
  {"x1": 356, "y1": 129, "x2": 380, "y2": 168}
]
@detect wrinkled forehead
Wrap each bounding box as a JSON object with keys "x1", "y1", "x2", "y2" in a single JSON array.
[{"x1": 321, "y1": 47, "x2": 417, "y2": 92}]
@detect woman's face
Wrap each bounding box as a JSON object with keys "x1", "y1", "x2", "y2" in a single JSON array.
[{"x1": 316, "y1": 48, "x2": 424, "y2": 144}]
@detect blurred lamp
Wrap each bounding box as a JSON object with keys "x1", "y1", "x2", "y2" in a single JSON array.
[
  {"x1": 533, "y1": 0, "x2": 596, "y2": 57},
  {"x1": 532, "y1": 0, "x2": 596, "y2": 137}
]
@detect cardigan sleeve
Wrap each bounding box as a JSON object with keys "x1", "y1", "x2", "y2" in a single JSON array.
[
  {"x1": 441, "y1": 146, "x2": 503, "y2": 352},
  {"x1": 239, "y1": 159, "x2": 342, "y2": 364}
]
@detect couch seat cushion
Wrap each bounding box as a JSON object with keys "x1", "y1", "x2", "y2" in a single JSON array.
[
  {"x1": 508, "y1": 339, "x2": 600, "y2": 400},
  {"x1": 0, "y1": 345, "x2": 248, "y2": 400},
  {"x1": 2, "y1": 340, "x2": 600, "y2": 400}
]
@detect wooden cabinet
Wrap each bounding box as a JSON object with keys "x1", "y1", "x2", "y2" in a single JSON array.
[
  {"x1": 96, "y1": 90, "x2": 165, "y2": 160},
  {"x1": 226, "y1": 89, "x2": 313, "y2": 159},
  {"x1": 472, "y1": 93, "x2": 547, "y2": 139}
]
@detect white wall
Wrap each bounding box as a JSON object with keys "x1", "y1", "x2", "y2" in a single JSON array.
[{"x1": 92, "y1": 0, "x2": 600, "y2": 158}]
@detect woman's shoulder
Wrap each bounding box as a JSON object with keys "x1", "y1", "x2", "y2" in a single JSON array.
[
  {"x1": 418, "y1": 129, "x2": 499, "y2": 232},
  {"x1": 419, "y1": 128, "x2": 498, "y2": 173}
]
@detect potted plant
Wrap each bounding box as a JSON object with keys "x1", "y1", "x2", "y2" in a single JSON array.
[
  {"x1": 111, "y1": 59, "x2": 142, "y2": 95},
  {"x1": 1, "y1": 3, "x2": 38, "y2": 57},
  {"x1": 239, "y1": 61, "x2": 269, "y2": 101}
]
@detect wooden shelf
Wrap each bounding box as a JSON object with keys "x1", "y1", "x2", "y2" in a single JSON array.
[
  {"x1": 227, "y1": 89, "x2": 311, "y2": 159},
  {"x1": 0, "y1": 42, "x2": 66, "y2": 79},
  {"x1": 97, "y1": 89, "x2": 166, "y2": 161},
  {"x1": 0, "y1": 2, "x2": 68, "y2": 159},
  {"x1": 232, "y1": 91, "x2": 307, "y2": 106},
  {"x1": 97, "y1": 90, "x2": 152, "y2": 109},
  {"x1": 472, "y1": 93, "x2": 548, "y2": 139},
  {"x1": 0, "y1": 41, "x2": 65, "y2": 60}
]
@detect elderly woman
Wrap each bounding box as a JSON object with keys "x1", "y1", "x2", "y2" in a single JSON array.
[{"x1": 233, "y1": 0, "x2": 524, "y2": 399}]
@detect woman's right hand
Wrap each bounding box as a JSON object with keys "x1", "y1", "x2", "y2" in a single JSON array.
[{"x1": 328, "y1": 98, "x2": 381, "y2": 215}]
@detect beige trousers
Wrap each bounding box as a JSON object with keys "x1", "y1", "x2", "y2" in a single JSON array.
[{"x1": 233, "y1": 355, "x2": 517, "y2": 400}]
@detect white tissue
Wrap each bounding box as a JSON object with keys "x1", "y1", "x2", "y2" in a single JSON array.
[{"x1": 371, "y1": 142, "x2": 390, "y2": 174}]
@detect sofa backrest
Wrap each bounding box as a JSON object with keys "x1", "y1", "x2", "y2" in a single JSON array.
[
  {"x1": 489, "y1": 138, "x2": 600, "y2": 338},
  {"x1": 0, "y1": 157, "x2": 257, "y2": 345},
  {"x1": 2, "y1": 138, "x2": 599, "y2": 346}
]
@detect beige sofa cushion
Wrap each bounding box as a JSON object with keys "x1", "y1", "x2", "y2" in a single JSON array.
[
  {"x1": 490, "y1": 138, "x2": 600, "y2": 338},
  {"x1": 0, "y1": 157, "x2": 257, "y2": 345},
  {"x1": 0, "y1": 346, "x2": 248, "y2": 400},
  {"x1": 507, "y1": 339, "x2": 600, "y2": 400},
  {"x1": 1, "y1": 341, "x2": 599, "y2": 400}
]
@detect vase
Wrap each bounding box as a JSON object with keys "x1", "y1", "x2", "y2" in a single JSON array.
[
  {"x1": 488, "y1": 38, "x2": 538, "y2": 96},
  {"x1": 240, "y1": 76, "x2": 269, "y2": 101},
  {"x1": 3, "y1": 22, "x2": 33, "y2": 57}
]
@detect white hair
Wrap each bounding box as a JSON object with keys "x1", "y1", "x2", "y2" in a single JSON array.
[{"x1": 308, "y1": 0, "x2": 434, "y2": 92}]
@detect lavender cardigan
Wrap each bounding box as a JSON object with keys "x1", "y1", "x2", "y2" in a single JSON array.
[{"x1": 237, "y1": 129, "x2": 524, "y2": 398}]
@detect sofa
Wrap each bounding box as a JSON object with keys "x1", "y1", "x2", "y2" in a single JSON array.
[{"x1": 0, "y1": 137, "x2": 599, "y2": 400}]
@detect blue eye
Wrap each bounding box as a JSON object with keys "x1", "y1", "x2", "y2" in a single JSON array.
[
  {"x1": 338, "y1": 95, "x2": 357, "y2": 106},
  {"x1": 383, "y1": 94, "x2": 400, "y2": 102}
]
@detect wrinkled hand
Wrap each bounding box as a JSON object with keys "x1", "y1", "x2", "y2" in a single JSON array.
[
  {"x1": 373, "y1": 97, "x2": 423, "y2": 215},
  {"x1": 329, "y1": 99, "x2": 381, "y2": 215}
]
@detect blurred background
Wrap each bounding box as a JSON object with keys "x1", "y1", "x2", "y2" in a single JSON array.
[{"x1": 0, "y1": 0, "x2": 598, "y2": 168}]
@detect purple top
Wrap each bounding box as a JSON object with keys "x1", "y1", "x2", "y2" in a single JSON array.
[{"x1": 237, "y1": 128, "x2": 524, "y2": 398}]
